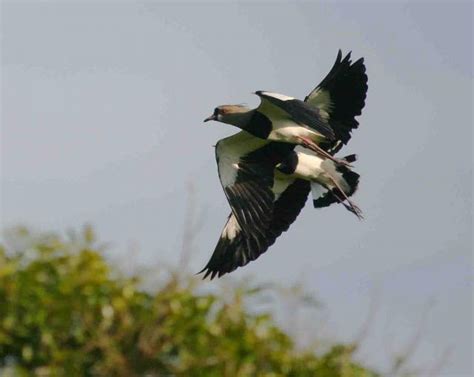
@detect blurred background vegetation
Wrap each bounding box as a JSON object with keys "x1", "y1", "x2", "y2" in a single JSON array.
[{"x1": 0, "y1": 225, "x2": 386, "y2": 376}]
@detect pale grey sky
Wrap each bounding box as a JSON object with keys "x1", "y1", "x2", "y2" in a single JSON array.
[{"x1": 1, "y1": 1, "x2": 472, "y2": 375}]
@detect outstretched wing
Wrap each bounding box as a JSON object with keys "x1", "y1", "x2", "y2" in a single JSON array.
[
  {"x1": 200, "y1": 172, "x2": 310, "y2": 280},
  {"x1": 200, "y1": 51, "x2": 368, "y2": 279},
  {"x1": 199, "y1": 213, "x2": 257, "y2": 280},
  {"x1": 200, "y1": 132, "x2": 298, "y2": 279},
  {"x1": 215, "y1": 132, "x2": 293, "y2": 242},
  {"x1": 304, "y1": 50, "x2": 368, "y2": 154}
]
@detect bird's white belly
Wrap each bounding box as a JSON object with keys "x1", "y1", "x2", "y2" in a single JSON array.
[
  {"x1": 293, "y1": 153, "x2": 325, "y2": 181},
  {"x1": 269, "y1": 120, "x2": 322, "y2": 143}
]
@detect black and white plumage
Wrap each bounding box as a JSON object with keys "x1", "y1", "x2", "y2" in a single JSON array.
[
  {"x1": 277, "y1": 151, "x2": 362, "y2": 218},
  {"x1": 304, "y1": 50, "x2": 368, "y2": 154},
  {"x1": 204, "y1": 50, "x2": 368, "y2": 165},
  {"x1": 199, "y1": 134, "x2": 362, "y2": 279},
  {"x1": 200, "y1": 50, "x2": 368, "y2": 279},
  {"x1": 212, "y1": 132, "x2": 293, "y2": 250},
  {"x1": 254, "y1": 90, "x2": 336, "y2": 144},
  {"x1": 199, "y1": 131, "x2": 309, "y2": 279},
  {"x1": 200, "y1": 180, "x2": 310, "y2": 279}
]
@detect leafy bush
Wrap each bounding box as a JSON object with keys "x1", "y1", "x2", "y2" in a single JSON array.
[{"x1": 0, "y1": 226, "x2": 379, "y2": 376}]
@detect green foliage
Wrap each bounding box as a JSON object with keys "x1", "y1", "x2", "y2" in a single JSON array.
[{"x1": 0, "y1": 227, "x2": 379, "y2": 376}]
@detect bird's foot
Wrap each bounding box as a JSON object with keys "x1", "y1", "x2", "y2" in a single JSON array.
[{"x1": 342, "y1": 201, "x2": 364, "y2": 220}]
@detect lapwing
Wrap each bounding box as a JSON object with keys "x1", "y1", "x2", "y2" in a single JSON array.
[
  {"x1": 204, "y1": 50, "x2": 368, "y2": 166},
  {"x1": 199, "y1": 131, "x2": 361, "y2": 280},
  {"x1": 276, "y1": 150, "x2": 361, "y2": 219}
]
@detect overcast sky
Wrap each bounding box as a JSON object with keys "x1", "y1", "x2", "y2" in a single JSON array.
[{"x1": 1, "y1": 1, "x2": 472, "y2": 375}]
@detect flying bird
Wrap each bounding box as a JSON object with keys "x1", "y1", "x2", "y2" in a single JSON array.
[
  {"x1": 276, "y1": 150, "x2": 362, "y2": 219},
  {"x1": 200, "y1": 51, "x2": 368, "y2": 279},
  {"x1": 199, "y1": 133, "x2": 361, "y2": 280},
  {"x1": 204, "y1": 50, "x2": 367, "y2": 166}
]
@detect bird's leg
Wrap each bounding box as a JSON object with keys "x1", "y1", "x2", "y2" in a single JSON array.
[
  {"x1": 326, "y1": 175, "x2": 363, "y2": 220},
  {"x1": 331, "y1": 191, "x2": 364, "y2": 220},
  {"x1": 297, "y1": 137, "x2": 352, "y2": 167}
]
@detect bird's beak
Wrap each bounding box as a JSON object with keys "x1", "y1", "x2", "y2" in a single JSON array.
[{"x1": 204, "y1": 114, "x2": 216, "y2": 123}]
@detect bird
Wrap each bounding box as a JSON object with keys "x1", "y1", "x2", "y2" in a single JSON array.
[
  {"x1": 200, "y1": 50, "x2": 368, "y2": 279},
  {"x1": 276, "y1": 150, "x2": 362, "y2": 219},
  {"x1": 204, "y1": 50, "x2": 368, "y2": 166},
  {"x1": 199, "y1": 132, "x2": 361, "y2": 280}
]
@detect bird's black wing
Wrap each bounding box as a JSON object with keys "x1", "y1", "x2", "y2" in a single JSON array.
[
  {"x1": 304, "y1": 50, "x2": 368, "y2": 153},
  {"x1": 199, "y1": 214, "x2": 256, "y2": 280},
  {"x1": 200, "y1": 172, "x2": 310, "y2": 280},
  {"x1": 268, "y1": 177, "x2": 310, "y2": 240},
  {"x1": 200, "y1": 51, "x2": 369, "y2": 279},
  {"x1": 216, "y1": 132, "x2": 294, "y2": 242},
  {"x1": 199, "y1": 132, "x2": 294, "y2": 279}
]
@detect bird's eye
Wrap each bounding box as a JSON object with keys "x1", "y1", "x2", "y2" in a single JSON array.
[{"x1": 214, "y1": 108, "x2": 219, "y2": 116}]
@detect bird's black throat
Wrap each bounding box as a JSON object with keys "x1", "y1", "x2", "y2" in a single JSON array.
[{"x1": 242, "y1": 111, "x2": 273, "y2": 140}]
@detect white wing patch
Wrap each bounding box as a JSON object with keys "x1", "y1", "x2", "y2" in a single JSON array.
[
  {"x1": 258, "y1": 91, "x2": 295, "y2": 101},
  {"x1": 273, "y1": 171, "x2": 295, "y2": 200},
  {"x1": 222, "y1": 214, "x2": 241, "y2": 240},
  {"x1": 305, "y1": 89, "x2": 332, "y2": 120},
  {"x1": 216, "y1": 131, "x2": 269, "y2": 188},
  {"x1": 216, "y1": 150, "x2": 240, "y2": 188}
]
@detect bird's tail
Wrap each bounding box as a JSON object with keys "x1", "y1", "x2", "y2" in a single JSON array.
[{"x1": 311, "y1": 154, "x2": 361, "y2": 217}]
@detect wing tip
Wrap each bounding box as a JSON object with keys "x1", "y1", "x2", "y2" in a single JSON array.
[{"x1": 197, "y1": 266, "x2": 220, "y2": 281}]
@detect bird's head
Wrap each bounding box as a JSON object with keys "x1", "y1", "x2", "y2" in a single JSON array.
[{"x1": 204, "y1": 104, "x2": 251, "y2": 127}]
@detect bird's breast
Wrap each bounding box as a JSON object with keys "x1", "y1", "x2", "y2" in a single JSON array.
[
  {"x1": 269, "y1": 121, "x2": 324, "y2": 144},
  {"x1": 292, "y1": 153, "x2": 325, "y2": 181}
]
